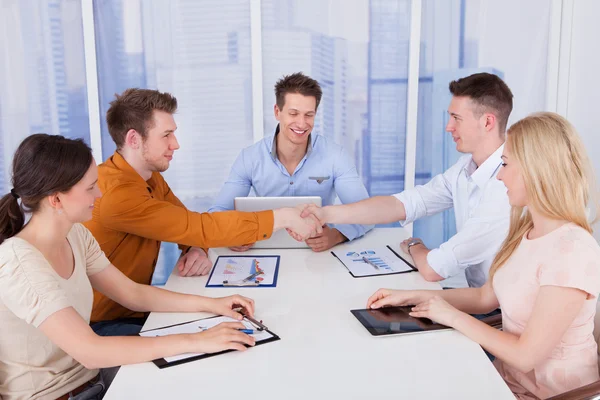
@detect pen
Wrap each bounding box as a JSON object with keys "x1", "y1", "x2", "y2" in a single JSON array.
[
  {"x1": 243, "y1": 314, "x2": 269, "y2": 331},
  {"x1": 242, "y1": 270, "x2": 263, "y2": 282},
  {"x1": 238, "y1": 329, "x2": 255, "y2": 334},
  {"x1": 362, "y1": 256, "x2": 380, "y2": 270}
]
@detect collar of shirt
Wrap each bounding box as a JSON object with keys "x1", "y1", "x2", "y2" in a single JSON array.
[
  {"x1": 110, "y1": 151, "x2": 156, "y2": 193},
  {"x1": 268, "y1": 124, "x2": 315, "y2": 160},
  {"x1": 464, "y1": 143, "x2": 504, "y2": 189}
]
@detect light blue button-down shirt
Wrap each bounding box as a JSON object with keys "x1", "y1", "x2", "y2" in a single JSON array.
[
  {"x1": 209, "y1": 127, "x2": 373, "y2": 241},
  {"x1": 394, "y1": 144, "x2": 510, "y2": 288}
]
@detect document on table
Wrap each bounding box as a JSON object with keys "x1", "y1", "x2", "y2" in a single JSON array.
[
  {"x1": 139, "y1": 315, "x2": 280, "y2": 368},
  {"x1": 206, "y1": 255, "x2": 280, "y2": 287},
  {"x1": 331, "y1": 245, "x2": 416, "y2": 278}
]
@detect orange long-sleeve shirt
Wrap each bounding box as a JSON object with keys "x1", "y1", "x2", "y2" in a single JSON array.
[{"x1": 84, "y1": 152, "x2": 274, "y2": 322}]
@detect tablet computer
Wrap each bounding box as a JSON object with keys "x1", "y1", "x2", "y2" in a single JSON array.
[{"x1": 350, "y1": 306, "x2": 452, "y2": 337}]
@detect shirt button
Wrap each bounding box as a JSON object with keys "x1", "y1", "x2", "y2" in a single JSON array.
[{"x1": 290, "y1": 181, "x2": 294, "y2": 185}]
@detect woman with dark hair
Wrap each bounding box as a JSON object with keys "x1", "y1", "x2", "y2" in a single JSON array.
[{"x1": 0, "y1": 134, "x2": 257, "y2": 400}]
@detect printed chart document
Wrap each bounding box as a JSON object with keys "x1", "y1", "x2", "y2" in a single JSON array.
[
  {"x1": 331, "y1": 245, "x2": 415, "y2": 278},
  {"x1": 206, "y1": 255, "x2": 280, "y2": 287},
  {"x1": 139, "y1": 315, "x2": 280, "y2": 368}
]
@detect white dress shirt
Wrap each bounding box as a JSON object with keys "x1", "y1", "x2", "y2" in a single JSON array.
[{"x1": 394, "y1": 144, "x2": 510, "y2": 287}]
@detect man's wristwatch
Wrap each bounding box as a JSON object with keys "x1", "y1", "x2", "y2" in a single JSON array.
[{"x1": 406, "y1": 238, "x2": 423, "y2": 255}]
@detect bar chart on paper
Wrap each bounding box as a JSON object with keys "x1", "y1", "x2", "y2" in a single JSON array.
[
  {"x1": 206, "y1": 255, "x2": 281, "y2": 287},
  {"x1": 350, "y1": 250, "x2": 393, "y2": 271},
  {"x1": 332, "y1": 247, "x2": 414, "y2": 277}
]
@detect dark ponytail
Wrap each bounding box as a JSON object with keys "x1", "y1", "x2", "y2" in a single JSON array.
[
  {"x1": 0, "y1": 192, "x2": 25, "y2": 244},
  {"x1": 0, "y1": 134, "x2": 93, "y2": 245}
]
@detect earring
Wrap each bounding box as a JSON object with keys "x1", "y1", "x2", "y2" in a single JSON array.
[{"x1": 57, "y1": 209, "x2": 63, "y2": 215}]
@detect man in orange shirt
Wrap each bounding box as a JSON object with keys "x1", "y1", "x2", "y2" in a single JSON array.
[{"x1": 85, "y1": 88, "x2": 319, "y2": 336}]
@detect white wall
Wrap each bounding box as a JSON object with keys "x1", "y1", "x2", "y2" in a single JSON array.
[
  {"x1": 474, "y1": 0, "x2": 550, "y2": 125},
  {"x1": 560, "y1": 0, "x2": 600, "y2": 240}
]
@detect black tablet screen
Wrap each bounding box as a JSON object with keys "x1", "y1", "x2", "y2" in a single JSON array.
[{"x1": 351, "y1": 306, "x2": 452, "y2": 336}]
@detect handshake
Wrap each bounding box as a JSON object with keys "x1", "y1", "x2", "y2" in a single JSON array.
[
  {"x1": 231, "y1": 204, "x2": 337, "y2": 253},
  {"x1": 274, "y1": 203, "x2": 327, "y2": 241}
]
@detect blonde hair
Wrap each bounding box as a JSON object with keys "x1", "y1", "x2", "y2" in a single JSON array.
[{"x1": 489, "y1": 112, "x2": 597, "y2": 280}]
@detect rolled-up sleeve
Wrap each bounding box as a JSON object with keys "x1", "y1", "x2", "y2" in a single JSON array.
[{"x1": 393, "y1": 160, "x2": 463, "y2": 226}]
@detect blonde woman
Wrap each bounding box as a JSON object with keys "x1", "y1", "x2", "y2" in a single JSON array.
[{"x1": 366, "y1": 112, "x2": 600, "y2": 399}]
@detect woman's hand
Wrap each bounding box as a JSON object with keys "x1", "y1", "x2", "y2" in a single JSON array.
[
  {"x1": 366, "y1": 289, "x2": 430, "y2": 309},
  {"x1": 205, "y1": 295, "x2": 255, "y2": 319},
  {"x1": 191, "y1": 322, "x2": 256, "y2": 353},
  {"x1": 409, "y1": 296, "x2": 464, "y2": 327}
]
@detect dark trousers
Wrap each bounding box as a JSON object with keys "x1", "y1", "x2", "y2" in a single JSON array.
[{"x1": 90, "y1": 316, "x2": 148, "y2": 337}]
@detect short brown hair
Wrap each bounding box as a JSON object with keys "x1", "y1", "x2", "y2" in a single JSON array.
[
  {"x1": 106, "y1": 88, "x2": 178, "y2": 148},
  {"x1": 449, "y1": 73, "x2": 513, "y2": 133},
  {"x1": 274, "y1": 72, "x2": 323, "y2": 111}
]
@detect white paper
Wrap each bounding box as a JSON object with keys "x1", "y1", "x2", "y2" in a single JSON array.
[
  {"x1": 332, "y1": 246, "x2": 413, "y2": 277},
  {"x1": 139, "y1": 316, "x2": 274, "y2": 363},
  {"x1": 206, "y1": 256, "x2": 279, "y2": 287}
]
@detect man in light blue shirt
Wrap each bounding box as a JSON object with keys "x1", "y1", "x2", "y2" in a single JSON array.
[
  {"x1": 302, "y1": 73, "x2": 513, "y2": 287},
  {"x1": 210, "y1": 72, "x2": 373, "y2": 252}
]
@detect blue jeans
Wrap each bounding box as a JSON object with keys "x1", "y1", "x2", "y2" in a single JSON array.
[{"x1": 91, "y1": 317, "x2": 148, "y2": 337}]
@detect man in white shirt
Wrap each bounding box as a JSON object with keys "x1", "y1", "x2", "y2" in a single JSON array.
[{"x1": 302, "y1": 72, "x2": 513, "y2": 288}]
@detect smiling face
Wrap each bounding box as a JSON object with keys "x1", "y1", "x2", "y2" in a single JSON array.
[{"x1": 274, "y1": 92, "x2": 317, "y2": 147}]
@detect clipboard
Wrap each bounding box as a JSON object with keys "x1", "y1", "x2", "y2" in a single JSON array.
[
  {"x1": 205, "y1": 255, "x2": 280, "y2": 288},
  {"x1": 331, "y1": 245, "x2": 417, "y2": 278},
  {"x1": 139, "y1": 314, "x2": 281, "y2": 369}
]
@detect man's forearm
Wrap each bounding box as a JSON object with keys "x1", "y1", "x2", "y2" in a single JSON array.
[
  {"x1": 323, "y1": 196, "x2": 406, "y2": 225},
  {"x1": 410, "y1": 245, "x2": 444, "y2": 282}
]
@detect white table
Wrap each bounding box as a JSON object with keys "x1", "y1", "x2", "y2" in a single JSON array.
[{"x1": 105, "y1": 228, "x2": 513, "y2": 399}]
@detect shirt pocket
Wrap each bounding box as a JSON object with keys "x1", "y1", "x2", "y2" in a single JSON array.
[
  {"x1": 307, "y1": 175, "x2": 331, "y2": 185},
  {"x1": 306, "y1": 175, "x2": 333, "y2": 197}
]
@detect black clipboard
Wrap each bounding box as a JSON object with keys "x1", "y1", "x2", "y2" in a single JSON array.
[
  {"x1": 331, "y1": 245, "x2": 417, "y2": 278},
  {"x1": 139, "y1": 315, "x2": 281, "y2": 369}
]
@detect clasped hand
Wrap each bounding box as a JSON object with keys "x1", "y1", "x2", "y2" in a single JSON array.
[{"x1": 282, "y1": 205, "x2": 324, "y2": 241}]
